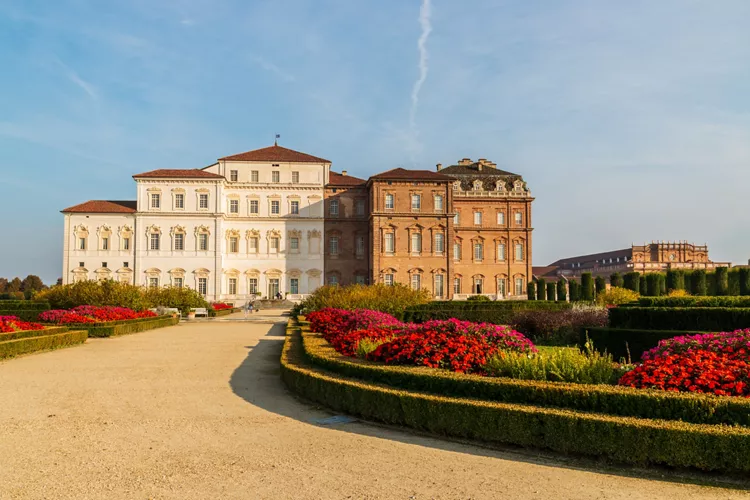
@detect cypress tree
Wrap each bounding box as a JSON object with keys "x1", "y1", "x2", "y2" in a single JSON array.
[
  {"x1": 715, "y1": 267, "x2": 729, "y2": 296},
  {"x1": 527, "y1": 281, "x2": 536, "y2": 300},
  {"x1": 610, "y1": 272, "x2": 623, "y2": 288},
  {"x1": 569, "y1": 280, "x2": 580, "y2": 302},
  {"x1": 556, "y1": 279, "x2": 567, "y2": 301},
  {"x1": 546, "y1": 282, "x2": 556, "y2": 301},
  {"x1": 692, "y1": 269, "x2": 707, "y2": 296},
  {"x1": 659, "y1": 273, "x2": 667, "y2": 295},
  {"x1": 639, "y1": 275, "x2": 648, "y2": 296},
  {"x1": 536, "y1": 278, "x2": 546, "y2": 300},
  {"x1": 595, "y1": 276, "x2": 606, "y2": 295},
  {"x1": 666, "y1": 270, "x2": 678, "y2": 292},
  {"x1": 581, "y1": 273, "x2": 594, "y2": 301},
  {"x1": 646, "y1": 273, "x2": 661, "y2": 296},
  {"x1": 740, "y1": 268, "x2": 750, "y2": 296},
  {"x1": 623, "y1": 272, "x2": 640, "y2": 293},
  {"x1": 682, "y1": 271, "x2": 692, "y2": 292},
  {"x1": 706, "y1": 271, "x2": 717, "y2": 296},
  {"x1": 728, "y1": 269, "x2": 741, "y2": 296}
]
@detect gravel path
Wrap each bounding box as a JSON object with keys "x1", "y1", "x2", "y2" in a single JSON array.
[{"x1": 0, "y1": 316, "x2": 747, "y2": 499}]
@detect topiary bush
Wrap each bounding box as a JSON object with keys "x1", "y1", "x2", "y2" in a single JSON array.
[
  {"x1": 692, "y1": 270, "x2": 707, "y2": 296},
  {"x1": 623, "y1": 272, "x2": 640, "y2": 293},
  {"x1": 715, "y1": 267, "x2": 729, "y2": 296},
  {"x1": 556, "y1": 279, "x2": 567, "y2": 302},
  {"x1": 527, "y1": 281, "x2": 536, "y2": 301},
  {"x1": 298, "y1": 284, "x2": 430, "y2": 316},
  {"x1": 595, "y1": 286, "x2": 639, "y2": 306},
  {"x1": 546, "y1": 282, "x2": 556, "y2": 301},
  {"x1": 610, "y1": 273, "x2": 623, "y2": 288},
  {"x1": 581, "y1": 273, "x2": 594, "y2": 301},
  {"x1": 536, "y1": 279, "x2": 547, "y2": 301},
  {"x1": 595, "y1": 276, "x2": 606, "y2": 296}
]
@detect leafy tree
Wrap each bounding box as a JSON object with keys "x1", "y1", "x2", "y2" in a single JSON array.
[
  {"x1": 0, "y1": 278, "x2": 7, "y2": 293},
  {"x1": 6, "y1": 277, "x2": 22, "y2": 293},
  {"x1": 556, "y1": 279, "x2": 567, "y2": 301},
  {"x1": 536, "y1": 279, "x2": 547, "y2": 301},
  {"x1": 527, "y1": 281, "x2": 537, "y2": 301},
  {"x1": 21, "y1": 275, "x2": 46, "y2": 292},
  {"x1": 581, "y1": 273, "x2": 594, "y2": 301},
  {"x1": 610, "y1": 273, "x2": 623, "y2": 288}
]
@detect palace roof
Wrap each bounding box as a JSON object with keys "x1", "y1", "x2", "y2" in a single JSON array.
[
  {"x1": 219, "y1": 145, "x2": 331, "y2": 163},
  {"x1": 369, "y1": 168, "x2": 452, "y2": 181},
  {"x1": 132, "y1": 169, "x2": 225, "y2": 179},
  {"x1": 62, "y1": 200, "x2": 137, "y2": 214},
  {"x1": 328, "y1": 171, "x2": 367, "y2": 186}
]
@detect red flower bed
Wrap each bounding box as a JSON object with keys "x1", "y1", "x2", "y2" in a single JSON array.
[
  {"x1": 330, "y1": 328, "x2": 395, "y2": 357},
  {"x1": 0, "y1": 316, "x2": 45, "y2": 333},
  {"x1": 39, "y1": 306, "x2": 156, "y2": 324},
  {"x1": 619, "y1": 350, "x2": 750, "y2": 397},
  {"x1": 212, "y1": 303, "x2": 233, "y2": 311}
]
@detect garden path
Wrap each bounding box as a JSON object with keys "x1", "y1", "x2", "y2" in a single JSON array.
[{"x1": 0, "y1": 319, "x2": 746, "y2": 499}]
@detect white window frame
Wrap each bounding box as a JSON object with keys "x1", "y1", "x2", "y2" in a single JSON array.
[
  {"x1": 290, "y1": 200, "x2": 300, "y2": 215},
  {"x1": 173, "y1": 277, "x2": 183, "y2": 289},
  {"x1": 228, "y1": 277, "x2": 238, "y2": 295},
  {"x1": 515, "y1": 212, "x2": 523, "y2": 225},
  {"x1": 198, "y1": 277, "x2": 208, "y2": 296},
  {"x1": 270, "y1": 237, "x2": 280, "y2": 253},
  {"x1": 249, "y1": 199, "x2": 259, "y2": 214},
  {"x1": 290, "y1": 237, "x2": 299, "y2": 252},
  {"x1": 384, "y1": 274, "x2": 394, "y2": 286},
  {"x1": 249, "y1": 237, "x2": 259, "y2": 254},
  {"x1": 292, "y1": 171, "x2": 300, "y2": 184},
  {"x1": 329, "y1": 236, "x2": 339, "y2": 256},
  {"x1": 230, "y1": 170, "x2": 238, "y2": 182},
  {"x1": 229, "y1": 199, "x2": 239, "y2": 214},
  {"x1": 174, "y1": 233, "x2": 184, "y2": 251},
  {"x1": 411, "y1": 273, "x2": 421, "y2": 291},
  {"x1": 356, "y1": 236, "x2": 365, "y2": 257},
  {"x1": 474, "y1": 211, "x2": 482, "y2": 225},
  {"x1": 122, "y1": 237, "x2": 130, "y2": 251},
  {"x1": 497, "y1": 212, "x2": 505, "y2": 225},
  {"x1": 198, "y1": 233, "x2": 209, "y2": 251},
  {"x1": 434, "y1": 233, "x2": 444, "y2": 255},
  {"x1": 385, "y1": 194, "x2": 394, "y2": 210},
  {"x1": 435, "y1": 274, "x2": 444, "y2": 298},
  {"x1": 272, "y1": 171, "x2": 280, "y2": 183},
  {"x1": 248, "y1": 278, "x2": 258, "y2": 294},
  {"x1": 174, "y1": 193, "x2": 185, "y2": 210},
  {"x1": 384, "y1": 233, "x2": 395, "y2": 254},
  {"x1": 329, "y1": 199, "x2": 339, "y2": 216},
  {"x1": 474, "y1": 242, "x2": 483, "y2": 261},
  {"x1": 149, "y1": 277, "x2": 159, "y2": 288},
  {"x1": 411, "y1": 194, "x2": 421, "y2": 211},
  {"x1": 411, "y1": 232, "x2": 422, "y2": 255},
  {"x1": 150, "y1": 193, "x2": 161, "y2": 209},
  {"x1": 229, "y1": 236, "x2": 239, "y2": 253},
  {"x1": 453, "y1": 213, "x2": 459, "y2": 225},
  {"x1": 498, "y1": 243, "x2": 506, "y2": 262},
  {"x1": 251, "y1": 170, "x2": 259, "y2": 182},
  {"x1": 290, "y1": 278, "x2": 299, "y2": 294},
  {"x1": 150, "y1": 233, "x2": 160, "y2": 251},
  {"x1": 515, "y1": 278, "x2": 524, "y2": 296},
  {"x1": 453, "y1": 277, "x2": 461, "y2": 295},
  {"x1": 434, "y1": 195, "x2": 443, "y2": 212},
  {"x1": 199, "y1": 193, "x2": 209, "y2": 210},
  {"x1": 356, "y1": 199, "x2": 366, "y2": 216},
  {"x1": 271, "y1": 200, "x2": 280, "y2": 215},
  {"x1": 515, "y1": 242, "x2": 524, "y2": 261}
]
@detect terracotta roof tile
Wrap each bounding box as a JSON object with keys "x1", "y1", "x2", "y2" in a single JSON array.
[
  {"x1": 219, "y1": 145, "x2": 331, "y2": 163},
  {"x1": 132, "y1": 169, "x2": 225, "y2": 179},
  {"x1": 440, "y1": 162, "x2": 519, "y2": 177},
  {"x1": 62, "y1": 200, "x2": 137, "y2": 214},
  {"x1": 328, "y1": 171, "x2": 367, "y2": 186},
  {"x1": 369, "y1": 168, "x2": 452, "y2": 181}
]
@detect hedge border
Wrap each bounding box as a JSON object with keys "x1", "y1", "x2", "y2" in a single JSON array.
[
  {"x1": 58, "y1": 315, "x2": 179, "y2": 338},
  {"x1": 608, "y1": 306, "x2": 750, "y2": 331},
  {"x1": 638, "y1": 297, "x2": 750, "y2": 308},
  {"x1": 0, "y1": 329, "x2": 88, "y2": 359},
  {"x1": 282, "y1": 322, "x2": 750, "y2": 472},
  {"x1": 0, "y1": 326, "x2": 69, "y2": 342},
  {"x1": 298, "y1": 324, "x2": 750, "y2": 427},
  {"x1": 583, "y1": 327, "x2": 706, "y2": 362},
  {"x1": 0, "y1": 300, "x2": 50, "y2": 311}
]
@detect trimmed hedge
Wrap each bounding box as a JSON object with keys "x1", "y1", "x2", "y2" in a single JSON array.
[
  {"x1": 402, "y1": 301, "x2": 571, "y2": 324},
  {"x1": 608, "y1": 306, "x2": 750, "y2": 332},
  {"x1": 58, "y1": 315, "x2": 179, "y2": 338},
  {"x1": 282, "y1": 323, "x2": 750, "y2": 472},
  {"x1": 637, "y1": 296, "x2": 750, "y2": 308},
  {"x1": 0, "y1": 329, "x2": 87, "y2": 359},
  {"x1": 0, "y1": 326, "x2": 69, "y2": 342},
  {"x1": 583, "y1": 327, "x2": 705, "y2": 362},
  {"x1": 0, "y1": 300, "x2": 51, "y2": 322}
]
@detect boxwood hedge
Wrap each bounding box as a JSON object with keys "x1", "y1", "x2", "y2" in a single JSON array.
[
  {"x1": 582, "y1": 327, "x2": 705, "y2": 362},
  {"x1": 282, "y1": 322, "x2": 750, "y2": 472},
  {"x1": 59, "y1": 315, "x2": 179, "y2": 338},
  {"x1": 608, "y1": 306, "x2": 750, "y2": 331},
  {"x1": 0, "y1": 300, "x2": 51, "y2": 322},
  {"x1": 402, "y1": 301, "x2": 572, "y2": 324},
  {"x1": 0, "y1": 329, "x2": 87, "y2": 359},
  {"x1": 637, "y1": 296, "x2": 750, "y2": 308}
]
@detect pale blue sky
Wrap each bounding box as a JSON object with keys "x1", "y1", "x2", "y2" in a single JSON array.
[{"x1": 1, "y1": 0, "x2": 749, "y2": 283}]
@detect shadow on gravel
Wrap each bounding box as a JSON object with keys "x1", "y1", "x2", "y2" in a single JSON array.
[{"x1": 229, "y1": 323, "x2": 749, "y2": 492}]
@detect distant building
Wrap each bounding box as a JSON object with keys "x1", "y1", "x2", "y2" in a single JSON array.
[{"x1": 534, "y1": 241, "x2": 731, "y2": 280}]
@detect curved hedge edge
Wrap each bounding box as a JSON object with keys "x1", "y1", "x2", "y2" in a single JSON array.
[
  {"x1": 583, "y1": 327, "x2": 706, "y2": 362},
  {"x1": 86, "y1": 316, "x2": 180, "y2": 338},
  {"x1": 0, "y1": 330, "x2": 88, "y2": 360},
  {"x1": 0, "y1": 326, "x2": 69, "y2": 342},
  {"x1": 299, "y1": 326, "x2": 750, "y2": 427},
  {"x1": 281, "y1": 322, "x2": 750, "y2": 473}
]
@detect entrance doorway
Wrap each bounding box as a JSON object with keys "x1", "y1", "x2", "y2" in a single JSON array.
[
  {"x1": 268, "y1": 278, "x2": 280, "y2": 299},
  {"x1": 474, "y1": 278, "x2": 483, "y2": 294}
]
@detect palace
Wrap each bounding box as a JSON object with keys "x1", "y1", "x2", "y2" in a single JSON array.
[{"x1": 61, "y1": 146, "x2": 533, "y2": 302}]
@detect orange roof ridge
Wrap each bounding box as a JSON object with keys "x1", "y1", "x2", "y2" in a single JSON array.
[{"x1": 219, "y1": 145, "x2": 331, "y2": 163}]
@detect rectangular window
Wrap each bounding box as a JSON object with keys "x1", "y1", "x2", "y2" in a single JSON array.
[
  {"x1": 515, "y1": 242, "x2": 524, "y2": 261},
  {"x1": 229, "y1": 199, "x2": 239, "y2": 214},
  {"x1": 453, "y1": 242, "x2": 461, "y2": 261},
  {"x1": 270, "y1": 237, "x2": 279, "y2": 253},
  {"x1": 249, "y1": 199, "x2": 259, "y2": 214},
  {"x1": 474, "y1": 242, "x2": 483, "y2": 261},
  {"x1": 474, "y1": 278, "x2": 484, "y2": 294},
  {"x1": 385, "y1": 194, "x2": 394, "y2": 209},
  {"x1": 292, "y1": 171, "x2": 299, "y2": 184},
  {"x1": 272, "y1": 171, "x2": 280, "y2": 183},
  {"x1": 175, "y1": 193, "x2": 184, "y2": 209},
  {"x1": 102, "y1": 237, "x2": 109, "y2": 250},
  {"x1": 78, "y1": 237, "x2": 86, "y2": 250},
  {"x1": 474, "y1": 211, "x2": 482, "y2": 225},
  {"x1": 251, "y1": 170, "x2": 259, "y2": 182},
  {"x1": 435, "y1": 274, "x2": 444, "y2": 298},
  {"x1": 174, "y1": 233, "x2": 184, "y2": 251},
  {"x1": 102, "y1": 261, "x2": 107, "y2": 268},
  {"x1": 356, "y1": 236, "x2": 365, "y2": 257},
  {"x1": 271, "y1": 200, "x2": 280, "y2": 215},
  {"x1": 384, "y1": 233, "x2": 395, "y2": 254},
  {"x1": 290, "y1": 278, "x2": 299, "y2": 294},
  {"x1": 515, "y1": 212, "x2": 523, "y2": 225},
  {"x1": 228, "y1": 278, "x2": 237, "y2": 295},
  {"x1": 290, "y1": 237, "x2": 299, "y2": 251},
  {"x1": 498, "y1": 243, "x2": 506, "y2": 261},
  {"x1": 411, "y1": 274, "x2": 421, "y2": 291},
  {"x1": 199, "y1": 233, "x2": 209, "y2": 251},
  {"x1": 498, "y1": 278, "x2": 506, "y2": 297},
  {"x1": 198, "y1": 277, "x2": 208, "y2": 296},
  {"x1": 329, "y1": 236, "x2": 339, "y2": 255},
  {"x1": 229, "y1": 237, "x2": 239, "y2": 253},
  {"x1": 248, "y1": 278, "x2": 258, "y2": 294},
  {"x1": 122, "y1": 238, "x2": 130, "y2": 250},
  {"x1": 328, "y1": 275, "x2": 339, "y2": 286},
  {"x1": 150, "y1": 233, "x2": 160, "y2": 251},
  {"x1": 434, "y1": 233, "x2": 444, "y2": 254},
  {"x1": 497, "y1": 212, "x2": 505, "y2": 225},
  {"x1": 123, "y1": 262, "x2": 129, "y2": 268},
  {"x1": 453, "y1": 213, "x2": 459, "y2": 225},
  {"x1": 149, "y1": 277, "x2": 159, "y2": 288},
  {"x1": 453, "y1": 277, "x2": 461, "y2": 295},
  {"x1": 79, "y1": 261, "x2": 84, "y2": 268},
  {"x1": 384, "y1": 274, "x2": 394, "y2": 286},
  {"x1": 230, "y1": 170, "x2": 238, "y2": 182},
  {"x1": 355, "y1": 275, "x2": 366, "y2": 285},
  {"x1": 411, "y1": 233, "x2": 421, "y2": 254},
  {"x1": 290, "y1": 200, "x2": 299, "y2": 215},
  {"x1": 249, "y1": 237, "x2": 259, "y2": 253},
  {"x1": 356, "y1": 199, "x2": 366, "y2": 216},
  {"x1": 411, "y1": 194, "x2": 421, "y2": 211},
  {"x1": 329, "y1": 199, "x2": 339, "y2": 216},
  {"x1": 434, "y1": 195, "x2": 443, "y2": 212},
  {"x1": 173, "y1": 277, "x2": 183, "y2": 288},
  {"x1": 150, "y1": 193, "x2": 160, "y2": 209},
  {"x1": 199, "y1": 194, "x2": 209, "y2": 209},
  {"x1": 515, "y1": 278, "x2": 524, "y2": 296}
]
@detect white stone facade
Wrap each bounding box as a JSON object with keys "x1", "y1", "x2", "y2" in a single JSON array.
[{"x1": 62, "y1": 146, "x2": 330, "y2": 302}]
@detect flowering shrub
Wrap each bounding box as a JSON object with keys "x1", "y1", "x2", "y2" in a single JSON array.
[
  {"x1": 642, "y1": 330, "x2": 750, "y2": 361},
  {"x1": 331, "y1": 328, "x2": 396, "y2": 357},
  {"x1": 0, "y1": 315, "x2": 45, "y2": 333},
  {"x1": 211, "y1": 303, "x2": 233, "y2": 311},
  {"x1": 595, "y1": 287, "x2": 639, "y2": 306},
  {"x1": 618, "y1": 351, "x2": 750, "y2": 397},
  {"x1": 306, "y1": 308, "x2": 401, "y2": 341},
  {"x1": 298, "y1": 283, "x2": 430, "y2": 316},
  {"x1": 39, "y1": 306, "x2": 156, "y2": 324},
  {"x1": 399, "y1": 319, "x2": 536, "y2": 354}
]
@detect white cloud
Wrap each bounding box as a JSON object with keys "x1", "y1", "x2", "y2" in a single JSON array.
[
  {"x1": 409, "y1": 0, "x2": 432, "y2": 134},
  {"x1": 52, "y1": 56, "x2": 97, "y2": 100}
]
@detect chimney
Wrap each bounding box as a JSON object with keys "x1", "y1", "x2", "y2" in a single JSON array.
[
  {"x1": 478, "y1": 158, "x2": 487, "y2": 164},
  {"x1": 459, "y1": 158, "x2": 472, "y2": 165},
  {"x1": 436, "y1": 163, "x2": 442, "y2": 171},
  {"x1": 342, "y1": 170, "x2": 348, "y2": 176}
]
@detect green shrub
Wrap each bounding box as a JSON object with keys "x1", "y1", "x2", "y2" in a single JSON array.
[
  {"x1": 467, "y1": 294, "x2": 491, "y2": 301},
  {"x1": 402, "y1": 301, "x2": 572, "y2": 325},
  {"x1": 298, "y1": 284, "x2": 430, "y2": 316},
  {"x1": 610, "y1": 273, "x2": 623, "y2": 288},
  {"x1": 0, "y1": 326, "x2": 69, "y2": 342},
  {"x1": 581, "y1": 273, "x2": 594, "y2": 301},
  {"x1": 0, "y1": 292, "x2": 25, "y2": 300},
  {"x1": 608, "y1": 306, "x2": 750, "y2": 332},
  {"x1": 510, "y1": 307, "x2": 607, "y2": 345},
  {"x1": 637, "y1": 296, "x2": 750, "y2": 308},
  {"x1": 594, "y1": 276, "x2": 606, "y2": 296},
  {"x1": 715, "y1": 267, "x2": 729, "y2": 296},
  {"x1": 556, "y1": 279, "x2": 567, "y2": 301},
  {"x1": 536, "y1": 278, "x2": 546, "y2": 301},
  {"x1": 729, "y1": 269, "x2": 741, "y2": 296},
  {"x1": 582, "y1": 327, "x2": 704, "y2": 362},
  {"x1": 65, "y1": 316, "x2": 179, "y2": 338},
  {"x1": 639, "y1": 276, "x2": 648, "y2": 296},
  {"x1": 287, "y1": 326, "x2": 750, "y2": 472},
  {"x1": 143, "y1": 286, "x2": 208, "y2": 314},
  {"x1": 546, "y1": 282, "x2": 556, "y2": 301},
  {"x1": 691, "y1": 270, "x2": 707, "y2": 296},
  {"x1": 646, "y1": 273, "x2": 661, "y2": 297},
  {"x1": 34, "y1": 281, "x2": 148, "y2": 310},
  {"x1": 568, "y1": 280, "x2": 580, "y2": 302},
  {"x1": 0, "y1": 329, "x2": 87, "y2": 359},
  {"x1": 595, "y1": 287, "x2": 639, "y2": 306},
  {"x1": 527, "y1": 281, "x2": 536, "y2": 300},
  {"x1": 623, "y1": 272, "x2": 640, "y2": 293},
  {"x1": 0, "y1": 300, "x2": 50, "y2": 311},
  {"x1": 741, "y1": 269, "x2": 750, "y2": 296}
]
